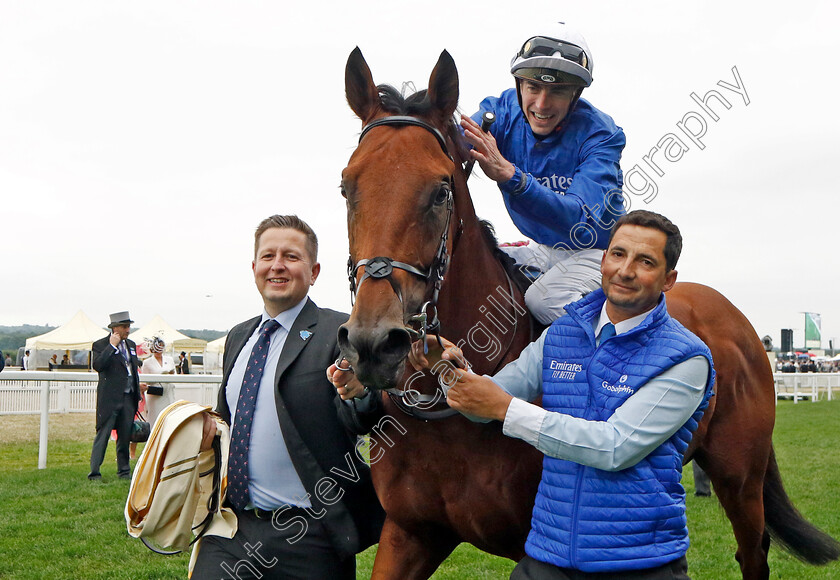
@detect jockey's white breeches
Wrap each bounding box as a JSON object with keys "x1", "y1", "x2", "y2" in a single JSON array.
[{"x1": 502, "y1": 243, "x2": 603, "y2": 325}]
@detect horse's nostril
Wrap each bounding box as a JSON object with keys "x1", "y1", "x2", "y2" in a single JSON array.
[
  {"x1": 379, "y1": 328, "x2": 412, "y2": 361},
  {"x1": 337, "y1": 323, "x2": 410, "y2": 389},
  {"x1": 337, "y1": 326, "x2": 350, "y2": 350}
]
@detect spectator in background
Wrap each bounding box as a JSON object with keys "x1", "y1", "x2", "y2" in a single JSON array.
[
  {"x1": 49, "y1": 354, "x2": 59, "y2": 368},
  {"x1": 177, "y1": 351, "x2": 190, "y2": 375},
  {"x1": 22, "y1": 350, "x2": 30, "y2": 370},
  {"x1": 4, "y1": 354, "x2": 12, "y2": 368},
  {"x1": 140, "y1": 337, "x2": 176, "y2": 426},
  {"x1": 61, "y1": 354, "x2": 71, "y2": 366},
  {"x1": 89, "y1": 311, "x2": 141, "y2": 481}
]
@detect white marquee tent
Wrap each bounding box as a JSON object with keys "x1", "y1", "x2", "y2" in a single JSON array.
[
  {"x1": 205, "y1": 336, "x2": 226, "y2": 354},
  {"x1": 24, "y1": 310, "x2": 109, "y2": 368},
  {"x1": 25, "y1": 310, "x2": 108, "y2": 351},
  {"x1": 203, "y1": 336, "x2": 226, "y2": 373}
]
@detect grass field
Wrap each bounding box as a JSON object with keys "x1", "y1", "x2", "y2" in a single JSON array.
[{"x1": 1, "y1": 401, "x2": 839, "y2": 579}]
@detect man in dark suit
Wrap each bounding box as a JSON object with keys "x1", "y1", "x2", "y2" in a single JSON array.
[
  {"x1": 178, "y1": 351, "x2": 190, "y2": 374},
  {"x1": 88, "y1": 311, "x2": 141, "y2": 481},
  {"x1": 192, "y1": 215, "x2": 384, "y2": 579}
]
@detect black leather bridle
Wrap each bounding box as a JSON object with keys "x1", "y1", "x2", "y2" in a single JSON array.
[
  {"x1": 341, "y1": 114, "x2": 521, "y2": 421},
  {"x1": 346, "y1": 115, "x2": 457, "y2": 346}
]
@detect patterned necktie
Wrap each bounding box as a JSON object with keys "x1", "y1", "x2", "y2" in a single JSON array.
[
  {"x1": 119, "y1": 341, "x2": 133, "y2": 387},
  {"x1": 599, "y1": 322, "x2": 616, "y2": 345},
  {"x1": 227, "y1": 318, "x2": 281, "y2": 510}
]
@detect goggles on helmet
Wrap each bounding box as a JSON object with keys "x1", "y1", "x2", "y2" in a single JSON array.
[{"x1": 516, "y1": 36, "x2": 589, "y2": 70}]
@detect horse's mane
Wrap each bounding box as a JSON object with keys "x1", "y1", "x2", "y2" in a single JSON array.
[
  {"x1": 376, "y1": 84, "x2": 527, "y2": 289},
  {"x1": 479, "y1": 219, "x2": 532, "y2": 292},
  {"x1": 377, "y1": 84, "x2": 436, "y2": 117}
]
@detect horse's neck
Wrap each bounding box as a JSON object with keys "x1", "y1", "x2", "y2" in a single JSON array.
[
  {"x1": 437, "y1": 182, "x2": 528, "y2": 375},
  {"x1": 443, "y1": 222, "x2": 510, "y2": 320}
]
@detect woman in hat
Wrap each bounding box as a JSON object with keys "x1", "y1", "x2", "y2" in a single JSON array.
[{"x1": 140, "y1": 336, "x2": 176, "y2": 428}]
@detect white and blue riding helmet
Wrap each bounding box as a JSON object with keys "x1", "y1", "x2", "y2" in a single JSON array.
[{"x1": 510, "y1": 22, "x2": 594, "y2": 88}]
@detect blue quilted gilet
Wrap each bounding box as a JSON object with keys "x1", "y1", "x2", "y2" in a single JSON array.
[{"x1": 525, "y1": 289, "x2": 715, "y2": 572}]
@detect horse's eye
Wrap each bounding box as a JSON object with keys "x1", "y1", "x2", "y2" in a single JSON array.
[{"x1": 434, "y1": 184, "x2": 451, "y2": 206}]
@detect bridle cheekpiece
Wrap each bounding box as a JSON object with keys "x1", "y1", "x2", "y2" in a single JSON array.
[{"x1": 347, "y1": 115, "x2": 456, "y2": 346}]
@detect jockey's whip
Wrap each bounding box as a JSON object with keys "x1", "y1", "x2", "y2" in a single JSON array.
[{"x1": 464, "y1": 111, "x2": 496, "y2": 180}]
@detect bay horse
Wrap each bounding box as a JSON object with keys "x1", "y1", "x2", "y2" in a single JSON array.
[{"x1": 338, "y1": 47, "x2": 839, "y2": 579}]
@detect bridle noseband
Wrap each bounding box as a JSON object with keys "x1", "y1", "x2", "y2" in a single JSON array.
[{"x1": 347, "y1": 115, "x2": 457, "y2": 346}]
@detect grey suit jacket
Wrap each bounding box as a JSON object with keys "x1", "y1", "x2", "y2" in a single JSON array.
[{"x1": 216, "y1": 298, "x2": 384, "y2": 558}]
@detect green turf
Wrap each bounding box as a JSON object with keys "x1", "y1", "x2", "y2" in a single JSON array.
[{"x1": 1, "y1": 401, "x2": 839, "y2": 578}]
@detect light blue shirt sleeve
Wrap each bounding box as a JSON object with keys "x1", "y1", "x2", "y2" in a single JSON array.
[
  {"x1": 501, "y1": 355, "x2": 709, "y2": 471},
  {"x1": 486, "y1": 327, "x2": 550, "y2": 402}
]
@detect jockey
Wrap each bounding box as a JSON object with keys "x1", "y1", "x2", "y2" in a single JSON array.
[{"x1": 461, "y1": 22, "x2": 626, "y2": 325}]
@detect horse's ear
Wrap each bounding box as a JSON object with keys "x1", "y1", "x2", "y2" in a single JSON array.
[
  {"x1": 346, "y1": 47, "x2": 380, "y2": 122},
  {"x1": 427, "y1": 50, "x2": 459, "y2": 122}
]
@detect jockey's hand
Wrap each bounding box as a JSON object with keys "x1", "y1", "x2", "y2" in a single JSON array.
[
  {"x1": 408, "y1": 335, "x2": 470, "y2": 372},
  {"x1": 327, "y1": 360, "x2": 369, "y2": 400},
  {"x1": 460, "y1": 115, "x2": 515, "y2": 183},
  {"x1": 200, "y1": 412, "x2": 218, "y2": 452}
]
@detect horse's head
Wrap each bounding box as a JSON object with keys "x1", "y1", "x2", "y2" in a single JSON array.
[{"x1": 338, "y1": 47, "x2": 461, "y2": 389}]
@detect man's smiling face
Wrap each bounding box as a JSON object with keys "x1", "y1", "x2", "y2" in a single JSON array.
[
  {"x1": 252, "y1": 227, "x2": 320, "y2": 317},
  {"x1": 601, "y1": 224, "x2": 677, "y2": 323},
  {"x1": 519, "y1": 79, "x2": 578, "y2": 135}
]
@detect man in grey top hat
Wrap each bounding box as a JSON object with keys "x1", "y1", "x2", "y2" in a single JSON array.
[{"x1": 88, "y1": 311, "x2": 141, "y2": 480}]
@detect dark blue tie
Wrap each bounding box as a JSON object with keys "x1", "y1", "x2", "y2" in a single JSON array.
[
  {"x1": 227, "y1": 318, "x2": 281, "y2": 510},
  {"x1": 599, "y1": 323, "x2": 616, "y2": 345},
  {"x1": 119, "y1": 341, "x2": 133, "y2": 392}
]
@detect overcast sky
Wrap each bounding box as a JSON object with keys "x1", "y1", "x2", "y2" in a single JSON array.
[{"x1": 2, "y1": 1, "x2": 837, "y2": 350}]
